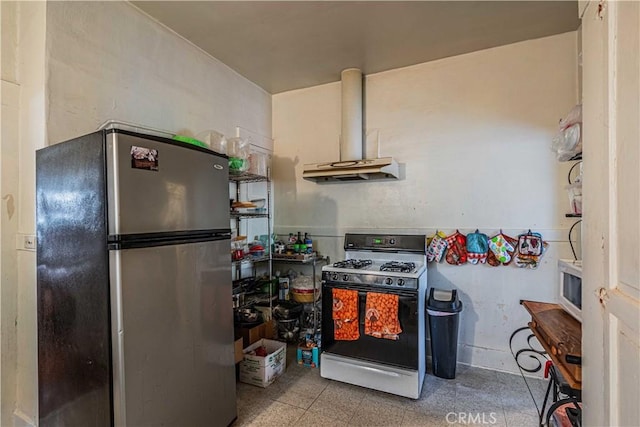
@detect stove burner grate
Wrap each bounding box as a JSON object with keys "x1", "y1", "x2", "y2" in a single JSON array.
[
  {"x1": 333, "y1": 259, "x2": 373, "y2": 269},
  {"x1": 380, "y1": 261, "x2": 416, "y2": 273}
]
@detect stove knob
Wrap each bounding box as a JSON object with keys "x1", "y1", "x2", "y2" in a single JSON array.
[
  {"x1": 384, "y1": 277, "x2": 393, "y2": 285},
  {"x1": 332, "y1": 273, "x2": 339, "y2": 281},
  {"x1": 397, "y1": 279, "x2": 405, "y2": 287},
  {"x1": 343, "y1": 274, "x2": 350, "y2": 282}
]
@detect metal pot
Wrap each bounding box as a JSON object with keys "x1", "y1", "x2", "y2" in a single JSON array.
[
  {"x1": 273, "y1": 301, "x2": 303, "y2": 320},
  {"x1": 235, "y1": 308, "x2": 262, "y2": 324}
]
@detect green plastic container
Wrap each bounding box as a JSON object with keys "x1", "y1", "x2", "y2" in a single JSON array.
[
  {"x1": 172, "y1": 135, "x2": 209, "y2": 149},
  {"x1": 229, "y1": 156, "x2": 247, "y2": 172}
]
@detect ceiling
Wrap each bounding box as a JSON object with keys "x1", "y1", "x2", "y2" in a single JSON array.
[{"x1": 133, "y1": 1, "x2": 580, "y2": 94}]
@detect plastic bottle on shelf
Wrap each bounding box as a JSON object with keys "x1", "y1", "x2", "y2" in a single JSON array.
[
  {"x1": 296, "y1": 232, "x2": 305, "y2": 254},
  {"x1": 286, "y1": 233, "x2": 295, "y2": 254},
  {"x1": 304, "y1": 233, "x2": 313, "y2": 254}
]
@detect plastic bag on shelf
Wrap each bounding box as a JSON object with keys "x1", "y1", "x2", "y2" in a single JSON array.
[
  {"x1": 552, "y1": 123, "x2": 582, "y2": 161},
  {"x1": 558, "y1": 104, "x2": 582, "y2": 130}
]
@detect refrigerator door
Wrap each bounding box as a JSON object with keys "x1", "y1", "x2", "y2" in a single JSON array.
[
  {"x1": 110, "y1": 238, "x2": 236, "y2": 426},
  {"x1": 36, "y1": 132, "x2": 112, "y2": 426},
  {"x1": 106, "y1": 130, "x2": 230, "y2": 236}
]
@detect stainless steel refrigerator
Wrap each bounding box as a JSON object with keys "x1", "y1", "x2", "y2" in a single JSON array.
[{"x1": 36, "y1": 129, "x2": 236, "y2": 426}]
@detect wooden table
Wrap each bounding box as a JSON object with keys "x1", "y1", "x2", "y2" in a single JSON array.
[{"x1": 520, "y1": 300, "x2": 582, "y2": 390}]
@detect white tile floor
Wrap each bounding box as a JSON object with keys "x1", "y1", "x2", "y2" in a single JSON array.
[{"x1": 234, "y1": 347, "x2": 548, "y2": 426}]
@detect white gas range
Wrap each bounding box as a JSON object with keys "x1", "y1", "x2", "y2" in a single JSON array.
[{"x1": 320, "y1": 233, "x2": 428, "y2": 399}]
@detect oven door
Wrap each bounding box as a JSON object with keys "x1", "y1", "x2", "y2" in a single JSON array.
[{"x1": 321, "y1": 281, "x2": 419, "y2": 370}]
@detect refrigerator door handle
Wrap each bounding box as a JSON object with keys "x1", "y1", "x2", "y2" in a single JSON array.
[{"x1": 108, "y1": 230, "x2": 231, "y2": 250}]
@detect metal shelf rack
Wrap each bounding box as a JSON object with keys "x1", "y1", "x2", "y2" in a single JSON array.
[
  {"x1": 272, "y1": 255, "x2": 330, "y2": 335},
  {"x1": 229, "y1": 168, "x2": 272, "y2": 312}
]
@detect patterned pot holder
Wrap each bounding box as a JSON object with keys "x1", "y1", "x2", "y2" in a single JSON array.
[
  {"x1": 427, "y1": 230, "x2": 448, "y2": 263},
  {"x1": 466, "y1": 230, "x2": 489, "y2": 265},
  {"x1": 488, "y1": 230, "x2": 517, "y2": 266},
  {"x1": 514, "y1": 230, "x2": 548, "y2": 269},
  {"x1": 445, "y1": 230, "x2": 467, "y2": 265}
]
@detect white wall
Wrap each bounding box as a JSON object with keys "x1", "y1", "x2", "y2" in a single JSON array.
[
  {"x1": 4, "y1": 2, "x2": 272, "y2": 425},
  {"x1": 1, "y1": 2, "x2": 21, "y2": 424},
  {"x1": 46, "y1": 1, "x2": 271, "y2": 144},
  {"x1": 1, "y1": 1, "x2": 20, "y2": 424},
  {"x1": 1, "y1": 79, "x2": 20, "y2": 427},
  {"x1": 272, "y1": 31, "x2": 579, "y2": 373},
  {"x1": 1, "y1": 2, "x2": 48, "y2": 426}
]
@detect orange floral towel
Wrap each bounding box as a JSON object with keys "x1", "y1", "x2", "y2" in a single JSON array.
[
  {"x1": 332, "y1": 289, "x2": 360, "y2": 341},
  {"x1": 365, "y1": 292, "x2": 402, "y2": 340}
]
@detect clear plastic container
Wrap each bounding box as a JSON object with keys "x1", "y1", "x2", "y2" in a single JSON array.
[
  {"x1": 566, "y1": 183, "x2": 583, "y2": 215},
  {"x1": 195, "y1": 129, "x2": 226, "y2": 154},
  {"x1": 249, "y1": 151, "x2": 268, "y2": 176},
  {"x1": 247, "y1": 145, "x2": 271, "y2": 177},
  {"x1": 227, "y1": 137, "x2": 250, "y2": 174}
]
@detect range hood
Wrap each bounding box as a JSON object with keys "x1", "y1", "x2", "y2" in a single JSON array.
[
  {"x1": 303, "y1": 68, "x2": 399, "y2": 183},
  {"x1": 303, "y1": 158, "x2": 398, "y2": 181}
]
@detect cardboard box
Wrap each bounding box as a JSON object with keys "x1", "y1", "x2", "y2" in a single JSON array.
[
  {"x1": 234, "y1": 337, "x2": 244, "y2": 364},
  {"x1": 237, "y1": 320, "x2": 274, "y2": 348},
  {"x1": 297, "y1": 344, "x2": 320, "y2": 368},
  {"x1": 239, "y1": 339, "x2": 286, "y2": 387}
]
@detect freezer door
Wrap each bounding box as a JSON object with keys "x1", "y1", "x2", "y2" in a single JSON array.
[
  {"x1": 110, "y1": 239, "x2": 236, "y2": 426},
  {"x1": 106, "y1": 131, "x2": 230, "y2": 236}
]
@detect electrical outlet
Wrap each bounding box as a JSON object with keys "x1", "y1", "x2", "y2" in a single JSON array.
[
  {"x1": 16, "y1": 234, "x2": 36, "y2": 251},
  {"x1": 24, "y1": 235, "x2": 36, "y2": 250}
]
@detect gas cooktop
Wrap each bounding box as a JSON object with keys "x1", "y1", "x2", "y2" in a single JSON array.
[
  {"x1": 323, "y1": 259, "x2": 426, "y2": 289},
  {"x1": 322, "y1": 233, "x2": 428, "y2": 289},
  {"x1": 330, "y1": 259, "x2": 417, "y2": 274},
  {"x1": 332, "y1": 259, "x2": 373, "y2": 269},
  {"x1": 380, "y1": 261, "x2": 416, "y2": 273}
]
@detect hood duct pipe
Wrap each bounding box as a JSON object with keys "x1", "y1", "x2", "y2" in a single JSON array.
[{"x1": 302, "y1": 68, "x2": 399, "y2": 182}]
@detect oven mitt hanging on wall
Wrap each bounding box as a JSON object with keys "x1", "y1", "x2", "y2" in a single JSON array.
[
  {"x1": 445, "y1": 230, "x2": 467, "y2": 265},
  {"x1": 502, "y1": 233, "x2": 519, "y2": 266},
  {"x1": 487, "y1": 248, "x2": 500, "y2": 267},
  {"x1": 332, "y1": 288, "x2": 360, "y2": 340},
  {"x1": 514, "y1": 230, "x2": 548, "y2": 269},
  {"x1": 488, "y1": 231, "x2": 516, "y2": 265},
  {"x1": 365, "y1": 292, "x2": 402, "y2": 340},
  {"x1": 427, "y1": 230, "x2": 448, "y2": 263},
  {"x1": 466, "y1": 230, "x2": 489, "y2": 264}
]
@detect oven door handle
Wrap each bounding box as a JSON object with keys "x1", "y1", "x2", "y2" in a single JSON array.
[
  {"x1": 322, "y1": 282, "x2": 417, "y2": 298},
  {"x1": 333, "y1": 359, "x2": 401, "y2": 378}
]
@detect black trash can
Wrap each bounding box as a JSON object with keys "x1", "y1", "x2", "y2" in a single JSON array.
[{"x1": 427, "y1": 288, "x2": 463, "y2": 379}]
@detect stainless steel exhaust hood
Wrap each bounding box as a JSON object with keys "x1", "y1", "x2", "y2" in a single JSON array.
[
  {"x1": 303, "y1": 69, "x2": 399, "y2": 183},
  {"x1": 303, "y1": 157, "x2": 399, "y2": 181}
]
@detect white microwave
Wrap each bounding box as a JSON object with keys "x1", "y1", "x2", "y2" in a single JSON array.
[{"x1": 558, "y1": 259, "x2": 582, "y2": 322}]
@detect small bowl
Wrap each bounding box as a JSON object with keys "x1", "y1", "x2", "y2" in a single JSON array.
[{"x1": 249, "y1": 244, "x2": 265, "y2": 258}]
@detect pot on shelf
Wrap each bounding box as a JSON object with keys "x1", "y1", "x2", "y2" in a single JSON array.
[
  {"x1": 235, "y1": 308, "x2": 263, "y2": 324},
  {"x1": 273, "y1": 301, "x2": 303, "y2": 320}
]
